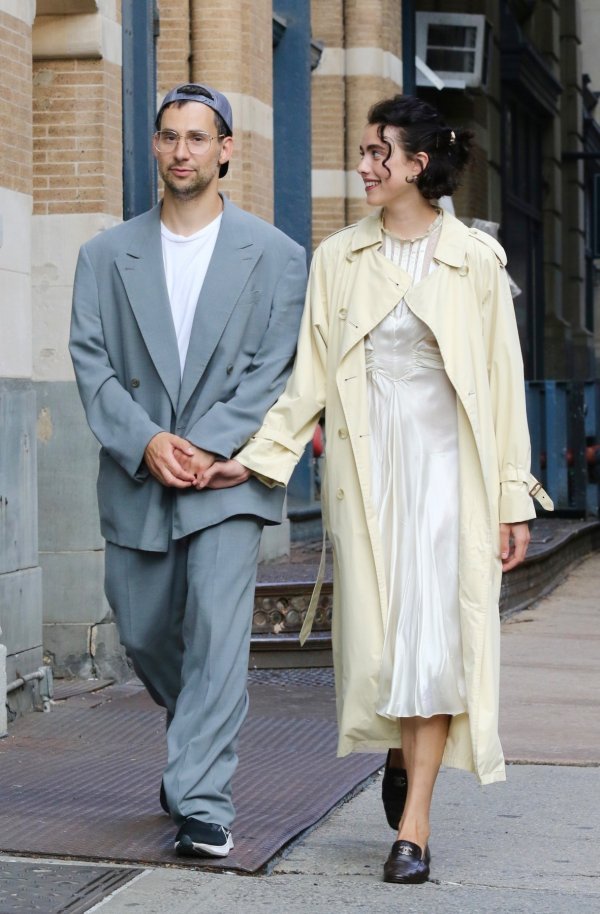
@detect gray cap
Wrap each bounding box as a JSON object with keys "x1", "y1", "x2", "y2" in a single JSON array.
[
  {"x1": 156, "y1": 83, "x2": 233, "y2": 133},
  {"x1": 156, "y1": 83, "x2": 233, "y2": 177}
]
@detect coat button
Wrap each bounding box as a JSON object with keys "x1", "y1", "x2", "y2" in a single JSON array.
[
  {"x1": 338, "y1": 428, "x2": 348, "y2": 439},
  {"x1": 131, "y1": 378, "x2": 140, "y2": 388},
  {"x1": 338, "y1": 308, "x2": 348, "y2": 319},
  {"x1": 226, "y1": 364, "x2": 234, "y2": 374},
  {"x1": 459, "y1": 264, "x2": 469, "y2": 276},
  {"x1": 336, "y1": 488, "x2": 344, "y2": 499}
]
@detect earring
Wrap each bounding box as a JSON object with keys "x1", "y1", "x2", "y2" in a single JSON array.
[{"x1": 405, "y1": 175, "x2": 417, "y2": 184}]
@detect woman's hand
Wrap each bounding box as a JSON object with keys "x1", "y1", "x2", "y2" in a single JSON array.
[
  {"x1": 499, "y1": 522, "x2": 530, "y2": 572},
  {"x1": 196, "y1": 459, "x2": 250, "y2": 490}
]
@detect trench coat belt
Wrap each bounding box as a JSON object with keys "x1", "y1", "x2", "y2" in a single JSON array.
[
  {"x1": 526, "y1": 473, "x2": 554, "y2": 511},
  {"x1": 299, "y1": 528, "x2": 328, "y2": 646}
]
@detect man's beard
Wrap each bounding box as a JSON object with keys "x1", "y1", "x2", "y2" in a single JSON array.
[{"x1": 160, "y1": 165, "x2": 215, "y2": 200}]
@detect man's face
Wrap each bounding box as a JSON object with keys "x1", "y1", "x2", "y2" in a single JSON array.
[{"x1": 153, "y1": 102, "x2": 232, "y2": 201}]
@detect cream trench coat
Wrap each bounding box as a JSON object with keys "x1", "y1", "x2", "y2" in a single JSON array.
[{"x1": 237, "y1": 209, "x2": 552, "y2": 785}]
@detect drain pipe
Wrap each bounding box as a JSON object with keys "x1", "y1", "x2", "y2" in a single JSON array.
[{"x1": 6, "y1": 666, "x2": 54, "y2": 713}]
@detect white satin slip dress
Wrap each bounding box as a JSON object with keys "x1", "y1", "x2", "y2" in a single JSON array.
[{"x1": 366, "y1": 214, "x2": 468, "y2": 719}]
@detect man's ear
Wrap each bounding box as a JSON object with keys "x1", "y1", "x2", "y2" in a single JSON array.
[{"x1": 219, "y1": 135, "x2": 234, "y2": 168}]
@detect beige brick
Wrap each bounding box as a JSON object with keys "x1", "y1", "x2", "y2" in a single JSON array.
[
  {"x1": 0, "y1": 10, "x2": 32, "y2": 195},
  {"x1": 157, "y1": 0, "x2": 191, "y2": 92},
  {"x1": 188, "y1": 0, "x2": 273, "y2": 220},
  {"x1": 33, "y1": 58, "x2": 122, "y2": 216},
  {"x1": 312, "y1": 0, "x2": 344, "y2": 45}
]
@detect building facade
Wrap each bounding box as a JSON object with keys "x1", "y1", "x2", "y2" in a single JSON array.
[{"x1": 0, "y1": 0, "x2": 598, "y2": 705}]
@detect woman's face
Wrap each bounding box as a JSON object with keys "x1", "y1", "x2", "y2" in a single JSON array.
[{"x1": 357, "y1": 123, "x2": 427, "y2": 207}]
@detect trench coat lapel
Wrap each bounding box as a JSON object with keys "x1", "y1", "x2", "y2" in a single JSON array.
[
  {"x1": 177, "y1": 197, "x2": 261, "y2": 415},
  {"x1": 338, "y1": 248, "x2": 411, "y2": 364},
  {"x1": 115, "y1": 204, "x2": 181, "y2": 411},
  {"x1": 338, "y1": 209, "x2": 470, "y2": 364}
]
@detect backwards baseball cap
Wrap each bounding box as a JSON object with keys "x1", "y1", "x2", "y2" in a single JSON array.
[{"x1": 156, "y1": 83, "x2": 233, "y2": 177}]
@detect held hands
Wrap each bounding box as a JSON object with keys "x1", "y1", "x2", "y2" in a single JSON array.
[
  {"x1": 196, "y1": 459, "x2": 251, "y2": 490},
  {"x1": 177, "y1": 444, "x2": 216, "y2": 486},
  {"x1": 144, "y1": 432, "x2": 216, "y2": 488},
  {"x1": 499, "y1": 521, "x2": 530, "y2": 572}
]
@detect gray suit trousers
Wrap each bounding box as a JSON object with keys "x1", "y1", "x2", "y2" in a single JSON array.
[{"x1": 104, "y1": 515, "x2": 264, "y2": 827}]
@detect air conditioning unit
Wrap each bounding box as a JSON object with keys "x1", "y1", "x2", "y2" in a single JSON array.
[{"x1": 416, "y1": 12, "x2": 491, "y2": 90}]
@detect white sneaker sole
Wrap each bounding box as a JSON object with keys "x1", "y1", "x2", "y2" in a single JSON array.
[{"x1": 175, "y1": 833, "x2": 234, "y2": 858}]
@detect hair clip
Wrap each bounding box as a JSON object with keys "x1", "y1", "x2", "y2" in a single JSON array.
[{"x1": 449, "y1": 130, "x2": 456, "y2": 145}]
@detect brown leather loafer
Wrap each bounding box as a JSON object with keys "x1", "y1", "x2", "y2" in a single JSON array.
[
  {"x1": 383, "y1": 839, "x2": 430, "y2": 884},
  {"x1": 381, "y1": 750, "x2": 408, "y2": 830}
]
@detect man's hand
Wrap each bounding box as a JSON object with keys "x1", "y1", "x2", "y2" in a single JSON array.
[
  {"x1": 500, "y1": 521, "x2": 530, "y2": 572},
  {"x1": 197, "y1": 459, "x2": 251, "y2": 490},
  {"x1": 144, "y1": 432, "x2": 196, "y2": 488},
  {"x1": 178, "y1": 445, "x2": 217, "y2": 487}
]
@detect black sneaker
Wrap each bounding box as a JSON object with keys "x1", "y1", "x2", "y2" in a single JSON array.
[{"x1": 174, "y1": 818, "x2": 234, "y2": 858}]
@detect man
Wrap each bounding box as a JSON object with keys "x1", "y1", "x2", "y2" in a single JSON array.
[{"x1": 69, "y1": 84, "x2": 306, "y2": 858}]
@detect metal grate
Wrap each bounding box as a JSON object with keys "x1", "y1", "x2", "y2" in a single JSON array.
[
  {"x1": 0, "y1": 680, "x2": 383, "y2": 873},
  {"x1": 247, "y1": 668, "x2": 335, "y2": 688},
  {"x1": 0, "y1": 860, "x2": 139, "y2": 914}
]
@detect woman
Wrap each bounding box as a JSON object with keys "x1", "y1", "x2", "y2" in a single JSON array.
[{"x1": 199, "y1": 95, "x2": 552, "y2": 883}]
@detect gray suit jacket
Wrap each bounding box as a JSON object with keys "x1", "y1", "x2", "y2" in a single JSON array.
[{"x1": 69, "y1": 196, "x2": 307, "y2": 551}]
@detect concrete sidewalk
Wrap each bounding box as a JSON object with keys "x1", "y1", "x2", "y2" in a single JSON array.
[
  {"x1": 2, "y1": 552, "x2": 598, "y2": 914},
  {"x1": 80, "y1": 551, "x2": 600, "y2": 914}
]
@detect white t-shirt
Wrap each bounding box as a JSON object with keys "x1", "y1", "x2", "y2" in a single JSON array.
[{"x1": 161, "y1": 213, "x2": 222, "y2": 375}]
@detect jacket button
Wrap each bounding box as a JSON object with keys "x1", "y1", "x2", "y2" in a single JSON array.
[
  {"x1": 338, "y1": 308, "x2": 348, "y2": 319},
  {"x1": 226, "y1": 364, "x2": 234, "y2": 374},
  {"x1": 338, "y1": 428, "x2": 348, "y2": 439},
  {"x1": 131, "y1": 378, "x2": 140, "y2": 388},
  {"x1": 336, "y1": 488, "x2": 344, "y2": 499},
  {"x1": 459, "y1": 264, "x2": 469, "y2": 276}
]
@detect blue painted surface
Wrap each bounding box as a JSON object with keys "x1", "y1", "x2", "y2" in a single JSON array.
[
  {"x1": 273, "y1": 1, "x2": 313, "y2": 501},
  {"x1": 526, "y1": 381, "x2": 545, "y2": 485},
  {"x1": 122, "y1": 0, "x2": 158, "y2": 220},
  {"x1": 525, "y1": 379, "x2": 600, "y2": 516},
  {"x1": 402, "y1": 0, "x2": 416, "y2": 95},
  {"x1": 584, "y1": 380, "x2": 600, "y2": 516},
  {"x1": 543, "y1": 381, "x2": 569, "y2": 510},
  {"x1": 273, "y1": 0, "x2": 312, "y2": 259}
]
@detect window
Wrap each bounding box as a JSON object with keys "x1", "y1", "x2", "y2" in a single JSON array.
[{"x1": 416, "y1": 13, "x2": 490, "y2": 89}]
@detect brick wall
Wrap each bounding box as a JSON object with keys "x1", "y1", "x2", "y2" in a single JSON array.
[
  {"x1": 311, "y1": 0, "x2": 345, "y2": 244},
  {"x1": 0, "y1": 10, "x2": 32, "y2": 196},
  {"x1": 189, "y1": 0, "x2": 274, "y2": 220},
  {"x1": 311, "y1": 0, "x2": 404, "y2": 240},
  {"x1": 32, "y1": 58, "x2": 122, "y2": 217},
  {"x1": 157, "y1": 0, "x2": 190, "y2": 93},
  {"x1": 345, "y1": 0, "x2": 403, "y2": 226}
]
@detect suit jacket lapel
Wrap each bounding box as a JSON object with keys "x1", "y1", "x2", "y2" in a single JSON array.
[
  {"x1": 177, "y1": 197, "x2": 261, "y2": 415},
  {"x1": 115, "y1": 204, "x2": 181, "y2": 411}
]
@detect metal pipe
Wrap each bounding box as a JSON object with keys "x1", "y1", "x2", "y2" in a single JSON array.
[{"x1": 6, "y1": 668, "x2": 46, "y2": 694}]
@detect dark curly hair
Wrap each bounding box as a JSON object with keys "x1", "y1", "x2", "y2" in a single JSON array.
[{"x1": 367, "y1": 95, "x2": 473, "y2": 199}]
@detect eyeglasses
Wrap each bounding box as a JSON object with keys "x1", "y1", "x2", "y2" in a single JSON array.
[{"x1": 153, "y1": 129, "x2": 225, "y2": 155}]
